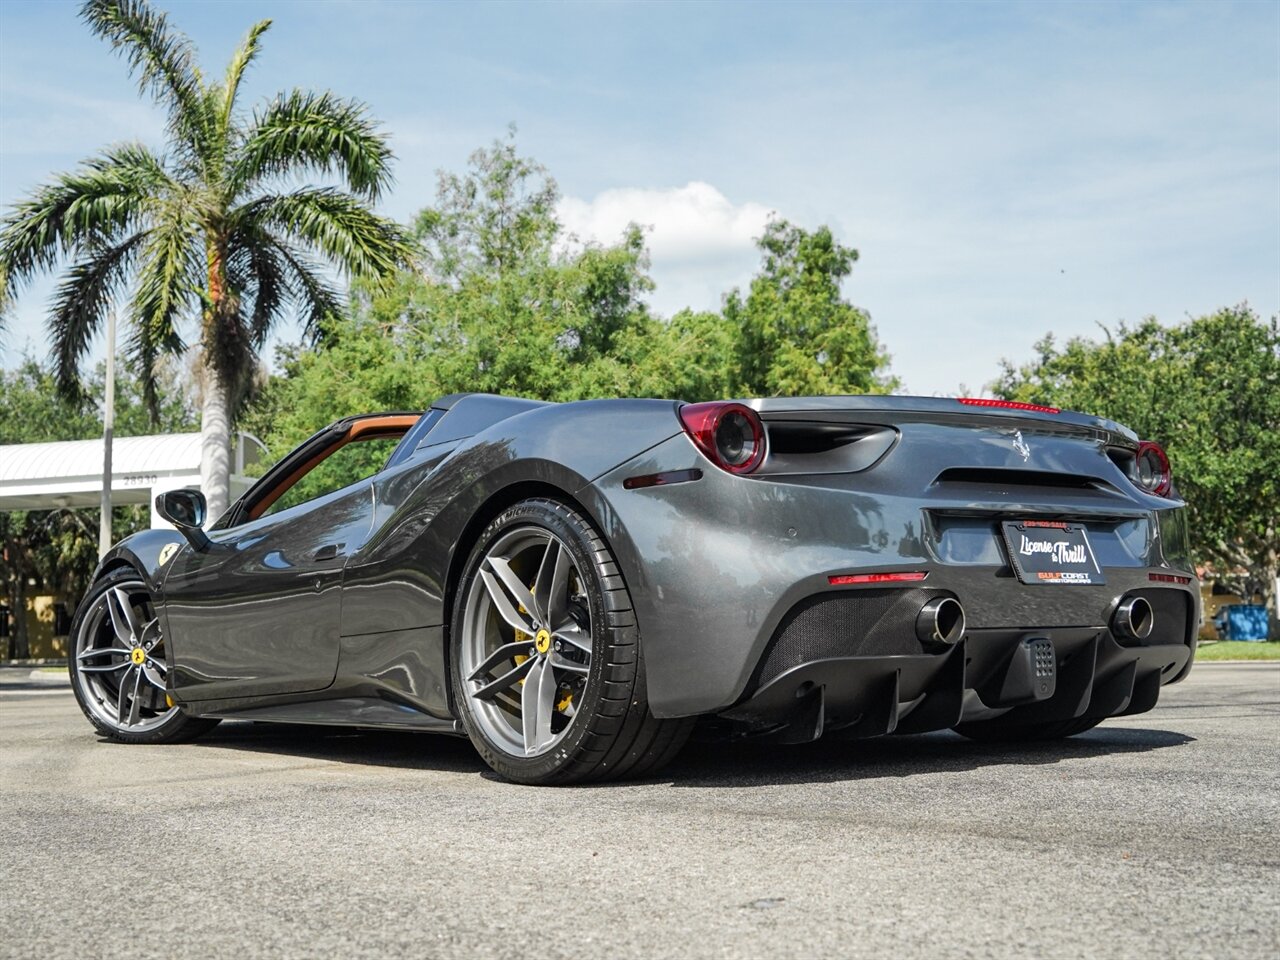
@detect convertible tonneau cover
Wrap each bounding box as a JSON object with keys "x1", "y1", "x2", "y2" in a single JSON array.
[{"x1": 750, "y1": 394, "x2": 1138, "y2": 446}]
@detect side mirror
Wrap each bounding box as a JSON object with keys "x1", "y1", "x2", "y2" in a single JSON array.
[{"x1": 155, "y1": 489, "x2": 211, "y2": 551}]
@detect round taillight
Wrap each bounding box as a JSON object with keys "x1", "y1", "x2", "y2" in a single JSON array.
[
  {"x1": 1134, "y1": 440, "x2": 1172, "y2": 498},
  {"x1": 678, "y1": 402, "x2": 767, "y2": 474}
]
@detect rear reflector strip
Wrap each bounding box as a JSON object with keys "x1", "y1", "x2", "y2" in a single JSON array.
[
  {"x1": 958, "y1": 397, "x2": 1060, "y2": 414},
  {"x1": 623, "y1": 468, "x2": 703, "y2": 490},
  {"x1": 828, "y1": 571, "x2": 928, "y2": 585},
  {"x1": 1149, "y1": 573, "x2": 1193, "y2": 584}
]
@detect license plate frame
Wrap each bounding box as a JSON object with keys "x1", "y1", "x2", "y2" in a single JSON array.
[{"x1": 1001, "y1": 520, "x2": 1105, "y2": 586}]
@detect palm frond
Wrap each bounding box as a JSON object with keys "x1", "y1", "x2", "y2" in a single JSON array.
[
  {"x1": 221, "y1": 19, "x2": 272, "y2": 136},
  {"x1": 127, "y1": 211, "x2": 199, "y2": 413},
  {"x1": 193, "y1": 83, "x2": 230, "y2": 183},
  {"x1": 238, "y1": 187, "x2": 414, "y2": 281},
  {"x1": 225, "y1": 225, "x2": 286, "y2": 347},
  {"x1": 270, "y1": 240, "x2": 343, "y2": 340},
  {"x1": 0, "y1": 143, "x2": 170, "y2": 287},
  {"x1": 0, "y1": 264, "x2": 10, "y2": 337},
  {"x1": 212, "y1": 226, "x2": 305, "y2": 420},
  {"x1": 80, "y1": 0, "x2": 212, "y2": 167},
  {"x1": 126, "y1": 313, "x2": 175, "y2": 422},
  {"x1": 226, "y1": 221, "x2": 342, "y2": 344},
  {"x1": 232, "y1": 90, "x2": 395, "y2": 201},
  {"x1": 49, "y1": 232, "x2": 147, "y2": 400}
]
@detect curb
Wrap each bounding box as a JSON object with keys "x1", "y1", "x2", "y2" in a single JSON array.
[
  {"x1": 25, "y1": 669, "x2": 70, "y2": 686},
  {"x1": 0, "y1": 659, "x2": 69, "y2": 667}
]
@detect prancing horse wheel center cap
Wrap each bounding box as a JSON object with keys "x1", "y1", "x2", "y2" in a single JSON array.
[
  {"x1": 130, "y1": 647, "x2": 146, "y2": 665},
  {"x1": 534, "y1": 629, "x2": 551, "y2": 654}
]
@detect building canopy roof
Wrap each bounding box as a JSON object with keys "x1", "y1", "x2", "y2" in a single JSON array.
[
  {"x1": 0, "y1": 434, "x2": 202, "y2": 484},
  {"x1": 0, "y1": 433, "x2": 265, "y2": 511}
]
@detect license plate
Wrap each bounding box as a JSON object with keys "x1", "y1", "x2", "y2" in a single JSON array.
[{"x1": 1001, "y1": 520, "x2": 1105, "y2": 585}]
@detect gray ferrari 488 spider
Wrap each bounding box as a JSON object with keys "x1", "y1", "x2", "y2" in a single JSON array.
[{"x1": 70, "y1": 393, "x2": 1199, "y2": 783}]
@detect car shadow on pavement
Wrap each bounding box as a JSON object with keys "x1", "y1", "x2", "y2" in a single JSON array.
[
  {"x1": 191, "y1": 720, "x2": 486, "y2": 773},
  {"x1": 188, "y1": 718, "x2": 1194, "y2": 786},
  {"x1": 658, "y1": 726, "x2": 1196, "y2": 788}
]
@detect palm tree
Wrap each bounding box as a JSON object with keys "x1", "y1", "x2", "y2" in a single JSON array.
[
  {"x1": 0, "y1": 0, "x2": 414, "y2": 519},
  {"x1": 0, "y1": 266, "x2": 9, "y2": 336}
]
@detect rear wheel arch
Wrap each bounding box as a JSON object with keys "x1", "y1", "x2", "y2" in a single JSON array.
[
  {"x1": 441, "y1": 480, "x2": 598, "y2": 713},
  {"x1": 447, "y1": 494, "x2": 692, "y2": 782}
]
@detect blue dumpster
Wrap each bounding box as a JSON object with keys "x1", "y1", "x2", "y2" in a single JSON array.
[{"x1": 1213, "y1": 604, "x2": 1271, "y2": 641}]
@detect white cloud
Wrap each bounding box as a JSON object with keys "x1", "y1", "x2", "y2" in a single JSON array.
[
  {"x1": 556, "y1": 182, "x2": 773, "y2": 314},
  {"x1": 557, "y1": 181, "x2": 773, "y2": 261}
]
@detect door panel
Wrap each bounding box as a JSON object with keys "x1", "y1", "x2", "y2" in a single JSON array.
[{"x1": 162, "y1": 480, "x2": 377, "y2": 701}]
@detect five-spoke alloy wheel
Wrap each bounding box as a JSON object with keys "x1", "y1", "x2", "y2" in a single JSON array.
[
  {"x1": 68, "y1": 568, "x2": 217, "y2": 744},
  {"x1": 451, "y1": 498, "x2": 692, "y2": 785},
  {"x1": 460, "y1": 526, "x2": 592, "y2": 757}
]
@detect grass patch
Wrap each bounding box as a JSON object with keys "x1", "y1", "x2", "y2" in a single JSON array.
[{"x1": 1197, "y1": 640, "x2": 1280, "y2": 661}]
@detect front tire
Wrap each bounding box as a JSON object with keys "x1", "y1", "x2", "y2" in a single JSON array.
[
  {"x1": 450, "y1": 498, "x2": 692, "y2": 785},
  {"x1": 69, "y1": 568, "x2": 219, "y2": 745}
]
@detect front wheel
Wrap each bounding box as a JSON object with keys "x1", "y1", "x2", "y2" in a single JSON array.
[
  {"x1": 450, "y1": 498, "x2": 692, "y2": 785},
  {"x1": 68, "y1": 568, "x2": 219, "y2": 745}
]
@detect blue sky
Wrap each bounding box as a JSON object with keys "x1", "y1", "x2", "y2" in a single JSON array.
[{"x1": 1, "y1": 0, "x2": 1277, "y2": 395}]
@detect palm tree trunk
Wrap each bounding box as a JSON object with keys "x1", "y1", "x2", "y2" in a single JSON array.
[
  {"x1": 1265, "y1": 557, "x2": 1279, "y2": 641},
  {"x1": 200, "y1": 359, "x2": 232, "y2": 522},
  {"x1": 199, "y1": 238, "x2": 234, "y2": 525}
]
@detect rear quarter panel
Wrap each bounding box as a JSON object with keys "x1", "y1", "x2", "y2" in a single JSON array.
[{"x1": 339, "y1": 398, "x2": 682, "y2": 633}]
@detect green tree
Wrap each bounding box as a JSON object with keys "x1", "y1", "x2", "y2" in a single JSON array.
[
  {"x1": 243, "y1": 140, "x2": 901, "y2": 493},
  {"x1": 245, "y1": 137, "x2": 672, "y2": 469},
  {"x1": 417, "y1": 129, "x2": 560, "y2": 284},
  {"x1": 723, "y1": 220, "x2": 896, "y2": 397},
  {"x1": 0, "y1": 354, "x2": 197, "y2": 657},
  {"x1": 0, "y1": 358, "x2": 101, "y2": 444},
  {"x1": 994, "y1": 306, "x2": 1280, "y2": 636},
  {"x1": 0, "y1": 0, "x2": 413, "y2": 520}
]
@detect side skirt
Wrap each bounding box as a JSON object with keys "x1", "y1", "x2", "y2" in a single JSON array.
[{"x1": 198, "y1": 696, "x2": 463, "y2": 734}]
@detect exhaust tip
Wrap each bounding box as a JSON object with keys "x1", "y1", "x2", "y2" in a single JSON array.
[
  {"x1": 917, "y1": 597, "x2": 966, "y2": 646},
  {"x1": 1114, "y1": 595, "x2": 1154, "y2": 640}
]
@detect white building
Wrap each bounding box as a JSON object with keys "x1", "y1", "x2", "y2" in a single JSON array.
[{"x1": 0, "y1": 432, "x2": 266, "y2": 528}]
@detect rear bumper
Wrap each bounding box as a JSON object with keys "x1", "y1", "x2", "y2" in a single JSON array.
[
  {"x1": 719, "y1": 628, "x2": 1192, "y2": 742},
  {"x1": 586, "y1": 433, "x2": 1200, "y2": 719}
]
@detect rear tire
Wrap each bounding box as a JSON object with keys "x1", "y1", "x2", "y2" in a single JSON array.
[
  {"x1": 952, "y1": 715, "x2": 1104, "y2": 742},
  {"x1": 69, "y1": 568, "x2": 219, "y2": 745},
  {"x1": 450, "y1": 498, "x2": 693, "y2": 785}
]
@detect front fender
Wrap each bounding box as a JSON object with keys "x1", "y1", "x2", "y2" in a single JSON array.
[{"x1": 93, "y1": 529, "x2": 189, "y2": 596}]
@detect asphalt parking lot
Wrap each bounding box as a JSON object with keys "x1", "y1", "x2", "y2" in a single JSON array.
[{"x1": 1, "y1": 662, "x2": 1276, "y2": 960}]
